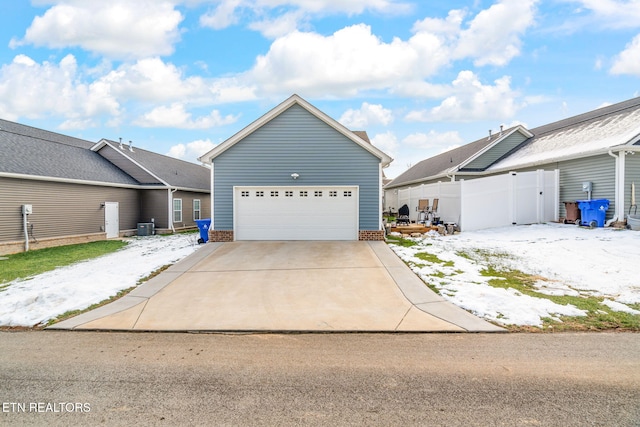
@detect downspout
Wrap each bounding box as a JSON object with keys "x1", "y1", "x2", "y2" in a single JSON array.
[
  {"x1": 379, "y1": 162, "x2": 384, "y2": 233},
  {"x1": 608, "y1": 150, "x2": 624, "y2": 223},
  {"x1": 210, "y1": 162, "x2": 215, "y2": 232},
  {"x1": 168, "y1": 187, "x2": 177, "y2": 233},
  {"x1": 23, "y1": 210, "x2": 29, "y2": 252}
]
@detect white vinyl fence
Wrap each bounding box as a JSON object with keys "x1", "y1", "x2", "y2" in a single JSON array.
[{"x1": 385, "y1": 169, "x2": 559, "y2": 232}]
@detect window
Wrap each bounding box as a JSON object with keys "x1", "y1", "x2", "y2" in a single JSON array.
[
  {"x1": 314, "y1": 190, "x2": 323, "y2": 197},
  {"x1": 241, "y1": 191, "x2": 250, "y2": 197},
  {"x1": 256, "y1": 191, "x2": 264, "y2": 197},
  {"x1": 173, "y1": 199, "x2": 183, "y2": 223},
  {"x1": 270, "y1": 191, "x2": 279, "y2": 197},
  {"x1": 329, "y1": 191, "x2": 337, "y2": 197},
  {"x1": 344, "y1": 191, "x2": 352, "y2": 197},
  {"x1": 285, "y1": 191, "x2": 293, "y2": 197},
  {"x1": 300, "y1": 191, "x2": 308, "y2": 197},
  {"x1": 193, "y1": 199, "x2": 201, "y2": 221}
]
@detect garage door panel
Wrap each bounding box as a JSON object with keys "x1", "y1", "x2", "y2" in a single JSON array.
[{"x1": 235, "y1": 186, "x2": 358, "y2": 240}]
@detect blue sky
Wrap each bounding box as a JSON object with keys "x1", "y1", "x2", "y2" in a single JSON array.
[{"x1": 1, "y1": 0, "x2": 639, "y2": 178}]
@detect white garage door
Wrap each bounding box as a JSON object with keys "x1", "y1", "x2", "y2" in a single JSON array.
[{"x1": 234, "y1": 186, "x2": 359, "y2": 240}]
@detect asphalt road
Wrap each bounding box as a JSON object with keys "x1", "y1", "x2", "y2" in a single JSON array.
[{"x1": 1, "y1": 331, "x2": 638, "y2": 426}]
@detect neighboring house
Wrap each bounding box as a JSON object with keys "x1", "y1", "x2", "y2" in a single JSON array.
[
  {"x1": 198, "y1": 94, "x2": 393, "y2": 241},
  {"x1": 0, "y1": 119, "x2": 210, "y2": 254},
  {"x1": 385, "y1": 96, "x2": 640, "y2": 229}
]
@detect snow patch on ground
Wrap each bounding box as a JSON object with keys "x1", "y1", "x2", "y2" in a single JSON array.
[
  {"x1": 389, "y1": 223, "x2": 640, "y2": 327},
  {"x1": 0, "y1": 234, "x2": 201, "y2": 327}
]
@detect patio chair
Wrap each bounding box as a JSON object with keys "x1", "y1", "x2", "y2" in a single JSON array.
[{"x1": 417, "y1": 199, "x2": 429, "y2": 224}]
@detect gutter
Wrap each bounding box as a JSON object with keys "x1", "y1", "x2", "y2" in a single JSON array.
[{"x1": 0, "y1": 172, "x2": 209, "y2": 193}]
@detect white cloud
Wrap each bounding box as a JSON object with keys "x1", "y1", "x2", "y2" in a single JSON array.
[
  {"x1": 402, "y1": 130, "x2": 464, "y2": 150},
  {"x1": 134, "y1": 103, "x2": 239, "y2": 129},
  {"x1": 0, "y1": 54, "x2": 120, "y2": 122},
  {"x1": 248, "y1": 11, "x2": 306, "y2": 39},
  {"x1": 371, "y1": 131, "x2": 399, "y2": 158},
  {"x1": 610, "y1": 33, "x2": 640, "y2": 76},
  {"x1": 567, "y1": 0, "x2": 640, "y2": 29},
  {"x1": 103, "y1": 58, "x2": 208, "y2": 103},
  {"x1": 453, "y1": 0, "x2": 538, "y2": 66},
  {"x1": 0, "y1": 53, "x2": 256, "y2": 125},
  {"x1": 167, "y1": 138, "x2": 218, "y2": 162},
  {"x1": 10, "y1": 0, "x2": 183, "y2": 59},
  {"x1": 248, "y1": 24, "x2": 448, "y2": 97},
  {"x1": 199, "y1": 0, "x2": 242, "y2": 30},
  {"x1": 245, "y1": 1, "x2": 537, "y2": 98},
  {"x1": 199, "y1": 0, "x2": 412, "y2": 36},
  {"x1": 339, "y1": 102, "x2": 394, "y2": 128},
  {"x1": 405, "y1": 71, "x2": 521, "y2": 122}
]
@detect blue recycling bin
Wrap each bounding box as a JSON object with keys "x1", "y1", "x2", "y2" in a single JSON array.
[
  {"x1": 195, "y1": 219, "x2": 211, "y2": 243},
  {"x1": 576, "y1": 199, "x2": 609, "y2": 228}
]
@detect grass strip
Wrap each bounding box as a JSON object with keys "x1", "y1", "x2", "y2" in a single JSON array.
[{"x1": 0, "y1": 240, "x2": 128, "y2": 285}]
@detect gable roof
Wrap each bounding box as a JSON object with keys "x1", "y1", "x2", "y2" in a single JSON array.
[
  {"x1": 0, "y1": 121, "x2": 139, "y2": 186},
  {"x1": 489, "y1": 96, "x2": 640, "y2": 171},
  {"x1": 198, "y1": 94, "x2": 393, "y2": 167},
  {"x1": 92, "y1": 140, "x2": 210, "y2": 191},
  {"x1": 386, "y1": 95, "x2": 640, "y2": 189},
  {"x1": 386, "y1": 125, "x2": 532, "y2": 189},
  {"x1": 1, "y1": 118, "x2": 209, "y2": 191}
]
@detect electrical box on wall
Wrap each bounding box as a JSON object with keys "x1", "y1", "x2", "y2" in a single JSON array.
[
  {"x1": 22, "y1": 204, "x2": 33, "y2": 215},
  {"x1": 582, "y1": 182, "x2": 592, "y2": 193}
]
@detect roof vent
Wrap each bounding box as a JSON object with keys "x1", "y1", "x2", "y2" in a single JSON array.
[
  {"x1": 499, "y1": 125, "x2": 504, "y2": 136},
  {"x1": 488, "y1": 129, "x2": 492, "y2": 140},
  {"x1": 119, "y1": 137, "x2": 124, "y2": 150},
  {"x1": 128, "y1": 140, "x2": 134, "y2": 152}
]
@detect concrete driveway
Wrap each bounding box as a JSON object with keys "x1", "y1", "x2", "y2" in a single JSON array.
[{"x1": 49, "y1": 241, "x2": 503, "y2": 332}]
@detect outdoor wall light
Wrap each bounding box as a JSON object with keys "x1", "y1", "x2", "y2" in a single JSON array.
[{"x1": 291, "y1": 173, "x2": 300, "y2": 180}]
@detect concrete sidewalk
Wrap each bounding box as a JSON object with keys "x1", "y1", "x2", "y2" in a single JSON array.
[{"x1": 48, "y1": 241, "x2": 504, "y2": 333}]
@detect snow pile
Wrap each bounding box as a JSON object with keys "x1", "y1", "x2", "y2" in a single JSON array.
[
  {"x1": 0, "y1": 234, "x2": 201, "y2": 327},
  {"x1": 389, "y1": 223, "x2": 640, "y2": 327}
]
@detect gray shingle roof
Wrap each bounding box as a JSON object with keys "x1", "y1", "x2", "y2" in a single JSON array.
[
  {"x1": 99, "y1": 140, "x2": 210, "y2": 190},
  {"x1": 385, "y1": 131, "x2": 503, "y2": 188},
  {"x1": 490, "y1": 96, "x2": 640, "y2": 170},
  {"x1": 1, "y1": 123, "x2": 139, "y2": 185},
  {"x1": 387, "y1": 96, "x2": 640, "y2": 188},
  {"x1": 0, "y1": 119, "x2": 210, "y2": 190},
  {"x1": 0, "y1": 118, "x2": 94, "y2": 149}
]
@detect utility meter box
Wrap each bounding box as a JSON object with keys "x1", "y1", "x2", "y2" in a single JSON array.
[
  {"x1": 22, "y1": 204, "x2": 33, "y2": 215},
  {"x1": 582, "y1": 182, "x2": 593, "y2": 193}
]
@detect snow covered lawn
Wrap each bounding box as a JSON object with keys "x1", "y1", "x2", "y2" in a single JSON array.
[
  {"x1": 388, "y1": 223, "x2": 640, "y2": 328},
  {"x1": 0, "y1": 233, "x2": 201, "y2": 327},
  {"x1": 2, "y1": 224, "x2": 639, "y2": 330}
]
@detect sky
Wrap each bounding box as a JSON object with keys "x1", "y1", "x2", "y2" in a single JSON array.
[{"x1": 1, "y1": 0, "x2": 640, "y2": 179}]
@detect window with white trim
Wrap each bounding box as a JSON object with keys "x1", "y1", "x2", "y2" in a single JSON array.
[
  {"x1": 314, "y1": 190, "x2": 323, "y2": 197},
  {"x1": 344, "y1": 191, "x2": 352, "y2": 197},
  {"x1": 241, "y1": 191, "x2": 250, "y2": 197},
  {"x1": 300, "y1": 191, "x2": 308, "y2": 197},
  {"x1": 329, "y1": 191, "x2": 337, "y2": 197},
  {"x1": 256, "y1": 191, "x2": 264, "y2": 197},
  {"x1": 193, "y1": 199, "x2": 201, "y2": 221},
  {"x1": 285, "y1": 191, "x2": 293, "y2": 197},
  {"x1": 173, "y1": 199, "x2": 183, "y2": 223}
]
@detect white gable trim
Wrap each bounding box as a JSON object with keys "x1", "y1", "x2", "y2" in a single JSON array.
[
  {"x1": 92, "y1": 139, "x2": 171, "y2": 187},
  {"x1": 198, "y1": 94, "x2": 392, "y2": 166},
  {"x1": 457, "y1": 125, "x2": 533, "y2": 171}
]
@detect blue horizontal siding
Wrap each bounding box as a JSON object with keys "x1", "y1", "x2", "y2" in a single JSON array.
[{"x1": 213, "y1": 104, "x2": 381, "y2": 230}]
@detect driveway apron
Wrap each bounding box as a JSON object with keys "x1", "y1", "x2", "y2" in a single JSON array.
[{"x1": 49, "y1": 241, "x2": 503, "y2": 332}]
